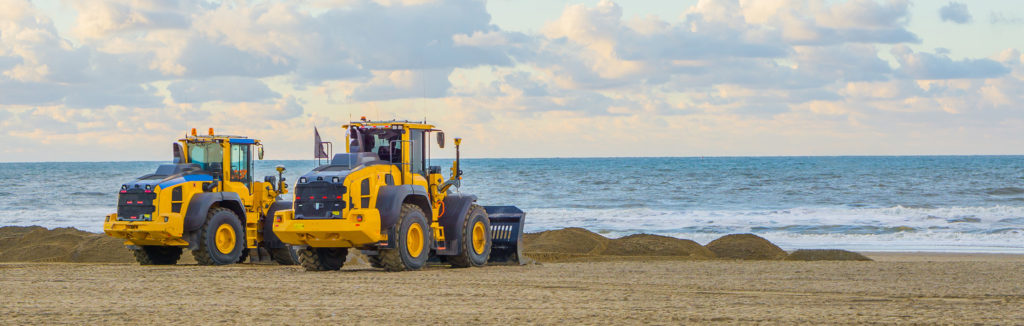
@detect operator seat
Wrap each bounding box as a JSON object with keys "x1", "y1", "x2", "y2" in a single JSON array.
[{"x1": 377, "y1": 145, "x2": 401, "y2": 163}]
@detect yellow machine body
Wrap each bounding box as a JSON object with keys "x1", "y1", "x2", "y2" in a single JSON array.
[
  {"x1": 274, "y1": 120, "x2": 525, "y2": 271},
  {"x1": 104, "y1": 133, "x2": 288, "y2": 252},
  {"x1": 273, "y1": 121, "x2": 447, "y2": 248}
]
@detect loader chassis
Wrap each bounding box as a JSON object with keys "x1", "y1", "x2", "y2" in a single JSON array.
[
  {"x1": 104, "y1": 131, "x2": 296, "y2": 265},
  {"x1": 273, "y1": 120, "x2": 526, "y2": 271}
]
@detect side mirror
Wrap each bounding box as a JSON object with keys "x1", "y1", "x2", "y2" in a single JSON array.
[
  {"x1": 172, "y1": 143, "x2": 185, "y2": 163},
  {"x1": 258, "y1": 145, "x2": 264, "y2": 160},
  {"x1": 437, "y1": 132, "x2": 445, "y2": 149}
]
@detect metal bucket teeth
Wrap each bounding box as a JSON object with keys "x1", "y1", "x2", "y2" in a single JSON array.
[{"x1": 484, "y1": 206, "x2": 526, "y2": 265}]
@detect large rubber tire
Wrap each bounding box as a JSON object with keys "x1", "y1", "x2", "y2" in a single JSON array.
[
  {"x1": 269, "y1": 246, "x2": 299, "y2": 265},
  {"x1": 191, "y1": 207, "x2": 245, "y2": 265},
  {"x1": 379, "y1": 203, "x2": 431, "y2": 272},
  {"x1": 448, "y1": 204, "x2": 491, "y2": 268},
  {"x1": 131, "y1": 246, "x2": 183, "y2": 265},
  {"x1": 298, "y1": 247, "x2": 348, "y2": 271}
]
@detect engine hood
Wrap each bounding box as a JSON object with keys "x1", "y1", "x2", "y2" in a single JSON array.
[{"x1": 120, "y1": 163, "x2": 213, "y2": 191}]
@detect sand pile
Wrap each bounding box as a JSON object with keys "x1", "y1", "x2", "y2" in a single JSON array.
[
  {"x1": 0, "y1": 226, "x2": 134, "y2": 263},
  {"x1": 2, "y1": 225, "x2": 873, "y2": 265},
  {"x1": 522, "y1": 228, "x2": 714, "y2": 262},
  {"x1": 705, "y1": 233, "x2": 787, "y2": 260},
  {"x1": 603, "y1": 234, "x2": 714, "y2": 258},
  {"x1": 785, "y1": 249, "x2": 873, "y2": 261},
  {"x1": 523, "y1": 227, "x2": 609, "y2": 255}
]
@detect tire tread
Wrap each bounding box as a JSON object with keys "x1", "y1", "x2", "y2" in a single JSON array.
[
  {"x1": 448, "y1": 204, "x2": 489, "y2": 268},
  {"x1": 191, "y1": 207, "x2": 239, "y2": 265}
]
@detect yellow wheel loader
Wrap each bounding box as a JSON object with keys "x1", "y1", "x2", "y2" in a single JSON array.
[
  {"x1": 273, "y1": 119, "x2": 526, "y2": 271},
  {"x1": 104, "y1": 128, "x2": 298, "y2": 266}
]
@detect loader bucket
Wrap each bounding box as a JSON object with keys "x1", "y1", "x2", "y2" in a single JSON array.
[{"x1": 484, "y1": 206, "x2": 526, "y2": 265}]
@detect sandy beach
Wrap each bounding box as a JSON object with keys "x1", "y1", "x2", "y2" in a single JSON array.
[
  {"x1": 2, "y1": 252, "x2": 1023, "y2": 325},
  {"x1": 2, "y1": 226, "x2": 1023, "y2": 324}
]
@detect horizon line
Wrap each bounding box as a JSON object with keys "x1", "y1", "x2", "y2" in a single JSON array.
[{"x1": 3, "y1": 154, "x2": 1024, "y2": 164}]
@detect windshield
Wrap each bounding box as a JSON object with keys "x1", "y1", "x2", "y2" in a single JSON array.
[
  {"x1": 187, "y1": 142, "x2": 223, "y2": 171},
  {"x1": 352, "y1": 128, "x2": 402, "y2": 158}
]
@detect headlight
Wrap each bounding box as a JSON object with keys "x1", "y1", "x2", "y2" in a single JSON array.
[
  {"x1": 299, "y1": 177, "x2": 307, "y2": 183},
  {"x1": 332, "y1": 177, "x2": 340, "y2": 183}
]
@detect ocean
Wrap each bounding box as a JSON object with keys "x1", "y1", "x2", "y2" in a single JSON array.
[{"x1": 2, "y1": 156, "x2": 1023, "y2": 253}]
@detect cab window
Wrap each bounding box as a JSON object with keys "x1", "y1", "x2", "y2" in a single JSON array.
[
  {"x1": 230, "y1": 144, "x2": 251, "y2": 186},
  {"x1": 355, "y1": 128, "x2": 403, "y2": 162},
  {"x1": 188, "y1": 142, "x2": 222, "y2": 172},
  {"x1": 410, "y1": 129, "x2": 425, "y2": 176}
]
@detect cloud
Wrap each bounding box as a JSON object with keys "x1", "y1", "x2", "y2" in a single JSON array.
[
  {"x1": 815, "y1": 0, "x2": 911, "y2": 29},
  {"x1": 71, "y1": 0, "x2": 194, "y2": 39},
  {"x1": 0, "y1": 55, "x2": 21, "y2": 71},
  {"x1": 176, "y1": 37, "x2": 295, "y2": 78},
  {"x1": 230, "y1": 95, "x2": 304, "y2": 120},
  {"x1": 3, "y1": 0, "x2": 1024, "y2": 161},
  {"x1": 64, "y1": 82, "x2": 165, "y2": 109},
  {"x1": 989, "y1": 12, "x2": 1024, "y2": 25},
  {"x1": 892, "y1": 45, "x2": 1009, "y2": 80},
  {"x1": 793, "y1": 44, "x2": 893, "y2": 82},
  {"x1": 0, "y1": 0, "x2": 165, "y2": 108},
  {"x1": 350, "y1": 68, "x2": 454, "y2": 101},
  {"x1": 738, "y1": 0, "x2": 919, "y2": 45},
  {"x1": 939, "y1": 2, "x2": 972, "y2": 24},
  {"x1": 167, "y1": 77, "x2": 280, "y2": 103},
  {"x1": 528, "y1": 0, "x2": 922, "y2": 92}
]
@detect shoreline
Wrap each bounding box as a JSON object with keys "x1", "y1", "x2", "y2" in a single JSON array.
[
  {"x1": 4, "y1": 225, "x2": 1024, "y2": 262},
  {"x1": 862, "y1": 251, "x2": 1024, "y2": 262}
]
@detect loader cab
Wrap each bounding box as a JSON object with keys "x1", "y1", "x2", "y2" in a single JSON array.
[
  {"x1": 346, "y1": 122, "x2": 431, "y2": 179},
  {"x1": 180, "y1": 131, "x2": 260, "y2": 194}
]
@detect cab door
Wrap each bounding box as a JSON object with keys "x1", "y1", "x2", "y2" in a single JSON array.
[{"x1": 224, "y1": 140, "x2": 254, "y2": 211}]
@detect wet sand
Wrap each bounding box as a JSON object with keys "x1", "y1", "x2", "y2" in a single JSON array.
[{"x1": 2, "y1": 253, "x2": 1023, "y2": 325}]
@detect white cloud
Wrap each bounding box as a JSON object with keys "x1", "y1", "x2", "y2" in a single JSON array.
[
  {"x1": 939, "y1": 2, "x2": 972, "y2": 24},
  {"x1": 350, "y1": 68, "x2": 454, "y2": 101},
  {"x1": 167, "y1": 76, "x2": 280, "y2": 103},
  {"x1": 892, "y1": 45, "x2": 1009, "y2": 80},
  {"x1": 989, "y1": 12, "x2": 1024, "y2": 25},
  {"x1": 230, "y1": 95, "x2": 305, "y2": 120},
  {"x1": 71, "y1": 0, "x2": 194, "y2": 39}
]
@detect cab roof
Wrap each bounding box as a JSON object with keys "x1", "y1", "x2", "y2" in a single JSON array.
[
  {"x1": 179, "y1": 135, "x2": 260, "y2": 144},
  {"x1": 345, "y1": 119, "x2": 436, "y2": 130}
]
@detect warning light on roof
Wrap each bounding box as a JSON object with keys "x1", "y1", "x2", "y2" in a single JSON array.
[
  {"x1": 191, "y1": 128, "x2": 197, "y2": 136},
  {"x1": 208, "y1": 128, "x2": 214, "y2": 136}
]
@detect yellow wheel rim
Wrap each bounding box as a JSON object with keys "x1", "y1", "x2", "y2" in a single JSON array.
[
  {"x1": 406, "y1": 222, "x2": 424, "y2": 258},
  {"x1": 215, "y1": 224, "x2": 236, "y2": 254},
  {"x1": 472, "y1": 221, "x2": 486, "y2": 255}
]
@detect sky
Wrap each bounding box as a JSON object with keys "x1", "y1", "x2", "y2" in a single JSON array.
[{"x1": 0, "y1": 0, "x2": 1022, "y2": 162}]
